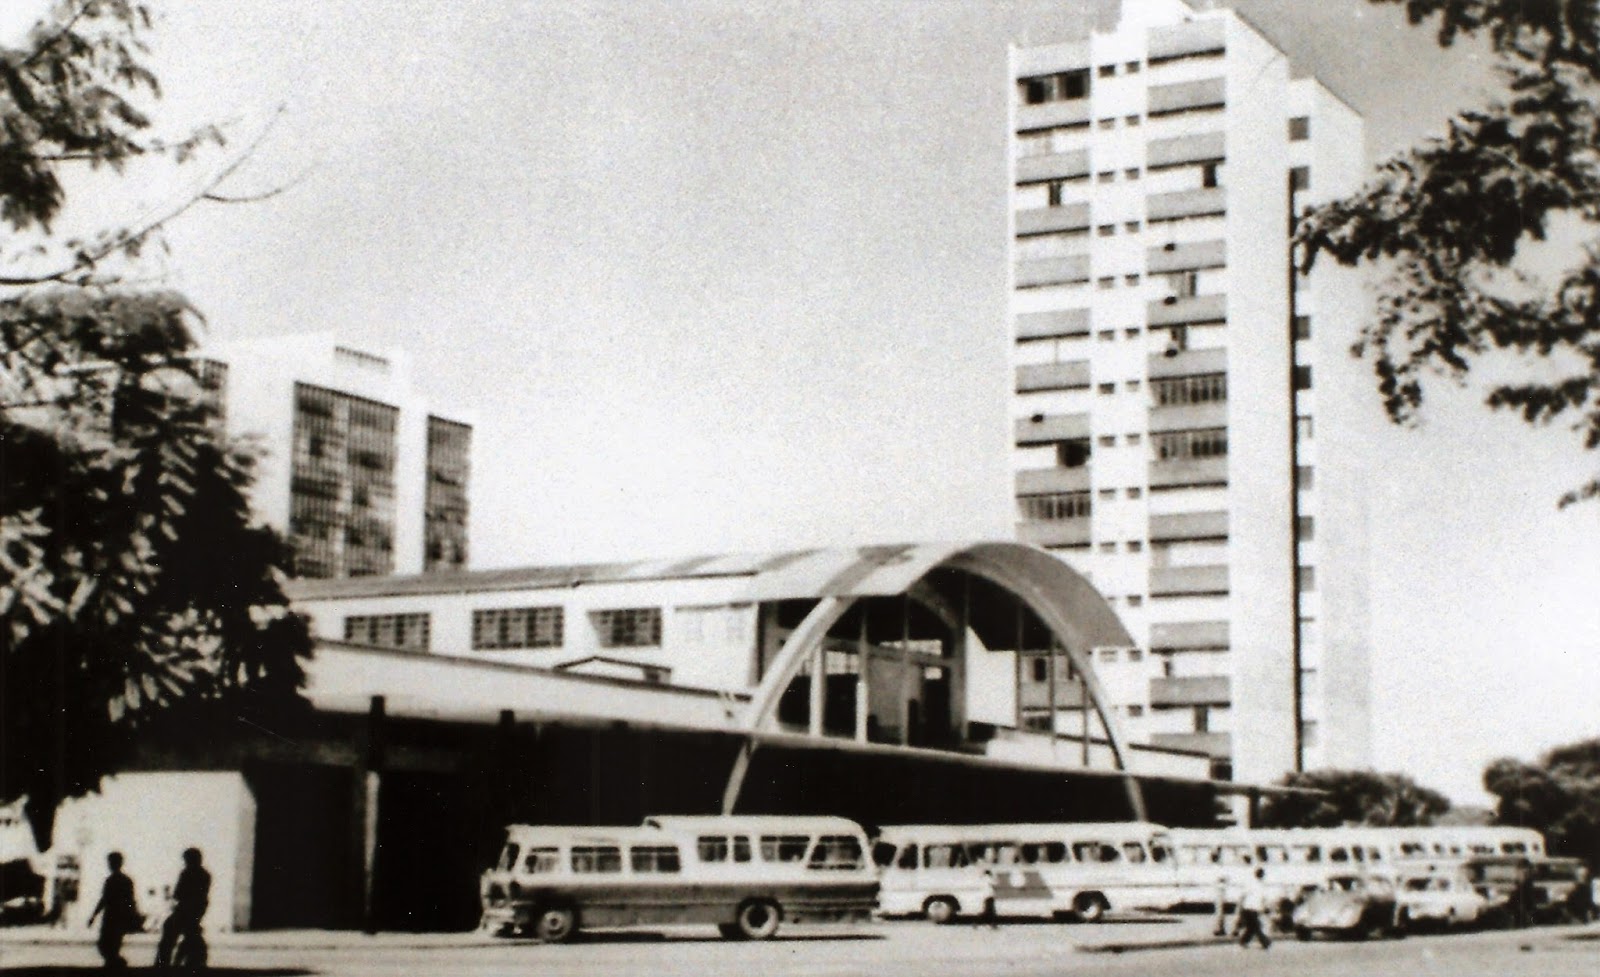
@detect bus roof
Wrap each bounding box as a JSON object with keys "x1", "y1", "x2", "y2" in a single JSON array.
[{"x1": 642, "y1": 815, "x2": 866, "y2": 834}]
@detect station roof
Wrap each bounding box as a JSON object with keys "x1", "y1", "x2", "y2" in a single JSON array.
[{"x1": 287, "y1": 541, "x2": 1132, "y2": 651}]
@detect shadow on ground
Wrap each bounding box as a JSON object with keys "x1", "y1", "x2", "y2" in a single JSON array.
[{"x1": 1, "y1": 970, "x2": 313, "y2": 976}]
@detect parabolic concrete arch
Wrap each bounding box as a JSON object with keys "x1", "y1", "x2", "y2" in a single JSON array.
[{"x1": 724, "y1": 541, "x2": 1138, "y2": 814}]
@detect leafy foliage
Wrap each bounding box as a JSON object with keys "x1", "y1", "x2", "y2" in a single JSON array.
[
  {"x1": 1, "y1": 3, "x2": 307, "y2": 847},
  {"x1": 1485, "y1": 738, "x2": 1600, "y2": 868},
  {"x1": 1297, "y1": 0, "x2": 1600, "y2": 504},
  {"x1": 1258, "y1": 768, "x2": 1452, "y2": 828}
]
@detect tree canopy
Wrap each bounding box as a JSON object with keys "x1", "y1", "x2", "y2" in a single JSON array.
[
  {"x1": 1297, "y1": 0, "x2": 1600, "y2": 505},
  {"x1": 1, "y1": 1, "x2": 309, "y2": 847},
  {"x1": 1485, "y1": 737, "x2": 1600, "y2": 868},
  {"x1": 1258, "y1": 768, "x2": 1453, "y2": 828}
]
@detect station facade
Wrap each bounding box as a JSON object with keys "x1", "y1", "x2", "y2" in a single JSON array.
[{"x1": 47, "y1": 542, "x2": 1225, "y2": 933}]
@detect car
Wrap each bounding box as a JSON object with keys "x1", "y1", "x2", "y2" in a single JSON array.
[
  {"x1": 1529, "y1": 857, "x2": 1594, "y2": 924},
  {"x1": 1396, "y1": 869, "x2": 1490, "y2": 930},
  {"x1": 1292, "y1": 874, "x2": 1406, "y2": 940}
]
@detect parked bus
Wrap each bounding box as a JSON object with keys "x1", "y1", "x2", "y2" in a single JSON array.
[
  {"x1": 872, "y1": 822, "x2": 1184, "y2": 923},
  {"x1": 479, "y1": 815, "x2": 878, "y2": 942}
]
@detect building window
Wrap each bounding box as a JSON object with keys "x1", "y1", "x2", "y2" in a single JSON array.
[
  {"x1": 1293, "y1": 315, "x2": 1311, "y2": 340},
  {"x1": 1031, "y1": 657, "x2": 1048, "y2": 682},
  {"x1": 424, "y1": 416, "x2": 472, "y2": 573},
  {"x1": 1097, "y1": 328, "x2": 1116, "y2": 341},
  {"x1": 1298, "y1": 566, "x2": 1316, "y2": 592},
  {"x1": 1296, "y1": 416, "x2": 1314, "y2": 441},
  {"x1": 1098, "y1": 118, "x2": 1116, "y2": 130},
  {"x1": 1124, "y1": 380, "x2": 1142, "y2": 393},
  {"x1": 1125, "y1": 61, "x2": 1142, "y2": 74},
  {"x1": 1299, "y1": 720, "x2": 1319, "y2": 750},
  {"x1": 1124, "y1": 273, "x2": 1142, "y2": 286},
  {"x1": 1018, "y1": 491, "x2": 1092, "y2": 521},
  {"x1": 1098, "y1": 382, "x2": 1116, "y2": 394},
  {"x1": 1048, "y1": 181, "x2": 1066, "y2": 207},
  {"x1": 1201, "y1": 161, "x2": 1223, "y2": 188},
  {"x1": 472, "y1": 606, "x2": 564, "y2": 650},
  {"x1": 1099, "y1": 648, "x2": 1118, "y2": 662},
  {"x1": 1097, "y1": 224, "x2": 1116, "y2": 237},
  {"x1": 1018, "y1": 71, "x2": 1092, "y2": 106},
  {"x1": 1297, "y1": 465, "x2": 1315, "y2": 489},
  {"x1": 1289, "y1": 116, "x2": 1310, "y2": 141},
  {"x1": 1152, "y1": 427, "x2": 1228, "y2": 460},
  {"x1": 1125, "y1": 115, "x2": 1141, "y2": 127},
  {"x1": 1097, "y1": 276, "x2": 1115, "y2": 290},
  {"x1": 1124, "y1": 220, "x2": 1141, "y2": 233},
  {"x1": 1099, "y1": 542, "x2": 1116, "y2": 554},
  {"x1": 1128, "y1": 704, "x2": 1145, "y2": 717},
  {"x1": 1127, "y1": 595, "x2": 1143, "y2": 607},
  {"x1": 1297, "y1": 516, "x2": 1315, "y2": 542},
  {"x1": 1151, "y1": 372, "x2": 1226, "y2": 406},
  {"x1": 345, "y1": 613, "x2": 431, "y2": 652},
  {"x1": 1099, "y1": 488, "x2": 1116, "y2": 500},
  {"x1": 1126, "y1": 487, "x2": 1142, "y2": 499},
  {"x1": 1097, "y1": 64, "x2": 1116, "y2": 78},
  {"x1": 1293, "y1": 365, "x2": 1313, "y2": 390},
  {"x1": 1290, "y1": 165, "x2": 1311, "y2": 192},
  {"x1": 1098, "y1": 434, "x2": 1117, "y2": 447},
  {"x1": 1125, "y1": 327, "x2": 1142, "y2": 339},
  {"x1": 290, "y1": 383, "x2": 399, "y2": 579},
  {"x1": 1124, "y1": 167, "x2": 1141, "y2": 181},
  {"x1": 592, "y1": 608, "x2": 663, "y2": 648},
  {"x1": 1127, "y1": 540, "x2": 1143, "y2": 553},
  {"x1": 1193, "y1": 706, "x2": 1210, "y2": 733},
  {"x1": 1057, "y1": 438, "x2": 1092, "y2": 468}
]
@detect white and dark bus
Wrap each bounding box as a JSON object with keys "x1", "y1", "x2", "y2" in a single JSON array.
[
  {"x1": 479, "y1": 815, "x2": 878, "y2": 942},
  {"x1": 872, "y1": 822, "x2": 1186, "y2": 923}
]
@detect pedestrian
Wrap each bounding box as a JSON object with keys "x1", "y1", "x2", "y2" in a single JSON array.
[
  {"x1": 86, "y1": 852, "x2": 139, "y2": 969},
  {"x1": 1235, "y1": 866, "x2": 1272, "y2": 950},
  {"x1": 154, "y1": 848, "x2": 211, "y2": 969}
]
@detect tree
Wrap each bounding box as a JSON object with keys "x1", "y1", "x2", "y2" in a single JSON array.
[
  {"x1": 1296, "y1": 0, "x2": 1600, "y2": 505},
  {"x1": 1, "y1": 2, "x2": 309, "y2": 848},
  {"x1": 1485, "y1": 738, "x2": 1600, "y2": 868},
  {"x1": 1258, "y1": 769, "x2": 1452, "y2": 828}
]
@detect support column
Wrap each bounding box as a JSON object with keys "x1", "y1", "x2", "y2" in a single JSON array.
[
  {"x1": 854, "y1": 610, "x2": 870, "y2": 743},
  {"x1": 808, "y1": 641, "x2": 825, "y2": 738},
  {"x1": 1123, "y1": 774, "x2": 1149, "y2": 823},
  {"x1": 354, "y1": 695, "x2": 385, "y2": 934},
  {"x1": 898, "y1": 596, "x2": 911, "y2": 746},
  {"x1": 720, "y1": 739, "x2": 757, "y2": 815}
]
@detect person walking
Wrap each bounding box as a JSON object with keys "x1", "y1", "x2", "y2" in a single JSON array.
[
  {"x1": 1235, "y1": 866, "x2": 1273, "y2": 950},
  {"x1": 86, "y1": 852, "x2": 139, "y2": 969},
  {"x1": 154, "y1": 848, "x2": 211, "y2": 969}
]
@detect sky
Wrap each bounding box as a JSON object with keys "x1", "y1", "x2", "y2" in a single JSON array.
[{"x1": 9, "y1": 1, "x2": 1597, "y2": 804}]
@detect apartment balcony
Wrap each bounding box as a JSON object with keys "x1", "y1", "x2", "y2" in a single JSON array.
[
  {"x1": 1150, "y1": 675, "x2": 1231, "y2": 709},
  {"x1": 1149, "y1": 401, "x2": 1226, "y2": 433},
  {"x1": 1150, "y1": 564, "x2": 1230, "y2": 598},
  {"x1": 1147, "y1": 293, "x2": 1227, "y2": 328},
  {"x1": 1015, "y1": 412, "x2": 1089, "y2": 446},
  {"x1": 1018, "y1": 676, "x2": 1091, "y2": 710},
  {"x1": 1017, "y1": 307, "x2": 1091, "y2": 341},
  {"x1": 1016, "y1": 99, "x2": 1092, "y2": 133},
  {"x1": 1150, "y1": 730, "x2": 1232, "y2": 758},
  {"x1": 1146, "y1": 132, "x2": 1225, "y2": 170},
  {"x1": 1016, "y1": 202, "x2": 1091, "y2": 236},
  {"x1": 1149, "y1": 510, "x2": 1228, "y2": 543},
  {"x1": 1149, "y1": 619, "x2": 1230, "y2": 652},
  {"x1": 1016, "y1": 466, "x2": 1091, "y2": 495},
  {"x1": 1147, "y1": 77, "x2": 1227, "y2": 116},
  {"x1": 1015, "y1": 255, "x2": 1091, "y2": 289},
  {"x1": 1017, "y1": 148, "x2": 1091, "y2": 184},
  {"x1": 1148, "y1": 456, "x2": 1228, "y2": 490},
  {"x1": 1147, "y1": 187, "x2": 1227, "y2": 224},
  {"x1": 1147, "y1": 239, "x2": 1226, "y2": 275},
  {"x1": 1149, "y1": 347, "x2": 1227, "y2": 380},
  {"x1": 1017, "y1": 518, "x2": 1091, "y2": 549},
  {"x1": 1148, "y1": 17, "x2": 1226, "y2": 63},
  {"x1": 1016, "y1": 360, "x2": 1091, "y2": 393}
]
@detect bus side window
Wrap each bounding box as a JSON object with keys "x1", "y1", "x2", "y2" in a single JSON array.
[
  {"x1": 1071, "y1": 842, "x2": 1098, "y2": 863},
  {"x1": 1329, "y1": 847, "x2": 1348, "y2": 863},
  {"x1": 572, "y1": 846, "x2": 622, "y2": 874},
  {"x1": 1149, "y1": 844, "x2": 1171, "y2": 864},
  {"x1": 630, "y1": 845, "x2": 682, "y2": 873},
  {"x1": 523, "y1": 847, "x2": 560, "y2": 874},
  {"x1": 873, "y1": 842, "x2": 900, "y2": 869},
  {"x1": 895, "y1": 844, "x2": 918, "y2": 870},
  {"x1": 761, "y1": 835, "x2": 809, "y2": 863},
  {"x1": 733, "y1": 836, "x2": 752, "y2": 863},
  {"x1": 925, "y1": 844, "x2": 965, "y2": 869},
  {"x1": 499, "y1": 844, "x2": 521, "y2": 872},
  {"x1": 1123, "y1": 843, "x2": 1147, "y2": 864},
  {"x1": 808, "y1": 835, "x2": 863, "y2": 871},
  {"x1": 1044, "y1": 842, "x2": 1067, "y2": 863},
  {"x1": 698, "y1": 836, "x2": 729, "y2": 863}
]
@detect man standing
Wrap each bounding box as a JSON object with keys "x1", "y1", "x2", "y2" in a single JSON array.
[
  {"x1": 86, "y1": 852, "x2": 139, "y2": 969},
  {"x1": 1235, "y1": 866, "x2": 1273, "y2": 950},
  {"x1": 154, "y1": 848, "x2": 210, "y2": 969}
]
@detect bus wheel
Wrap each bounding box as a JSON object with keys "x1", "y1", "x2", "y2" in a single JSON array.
[
  {"x1": 735, "y1": 899, "x2": 782, "y2": 941},
  {"x1": 1074, "y1": 893, "x2": 1108, "y2": 923},
  {"x1": 924, "y1": 896, "x2": 959, "y2": 925},
  {"x1": 534, "y1": 906, "x2": 577, "y2": 944}
]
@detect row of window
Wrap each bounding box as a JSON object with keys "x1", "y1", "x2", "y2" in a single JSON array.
[
  {"x1": 344, "y1": 606, "x2": 664, "y2": 653},
  {"x1": 1017, "y1": 44, "x2": 1229, "y2": 109},
  {"x1": 1152, "y1": 372, "x2": 1226, "y2": 406},
  {"x1": 508, "y1": 835, "x2": 863, "y2": 876}
]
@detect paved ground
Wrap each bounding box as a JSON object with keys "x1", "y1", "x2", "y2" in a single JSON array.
[{"x1": 3, "y1": 916, "x2": 1597, "y2": 977}]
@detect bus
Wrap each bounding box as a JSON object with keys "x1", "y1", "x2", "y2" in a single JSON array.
[
  {"x1": 873, "y1": 822, "x2": 1185, "y2": 923},
  {"x1": 479, "y1": 815, "x2": 878, "y2": 942}
]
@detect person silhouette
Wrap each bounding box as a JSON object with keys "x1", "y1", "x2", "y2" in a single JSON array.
[
  {"x1": 87, "y1": 852, "x2": 139, "y2": 969},
  {"x1": 154, "y1": 848, "x2": 210, "y2": 969}
]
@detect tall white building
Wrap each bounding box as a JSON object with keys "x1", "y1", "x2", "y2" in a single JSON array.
[
  {"x1": 1007, "y1": 0, "x2": 1372, "y2": 784},
  {"x1": 197, "y1": 333, "x2": 473, "y2": 579}
]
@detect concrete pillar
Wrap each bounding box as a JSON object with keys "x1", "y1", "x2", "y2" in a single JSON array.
[{"x1": 354, "y1": 696, "x2": 385, "y2": 934}]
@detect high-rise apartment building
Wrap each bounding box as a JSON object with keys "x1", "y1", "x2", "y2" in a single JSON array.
[
  {"x1": 1007, "y1": 0, "x2": 1371, "y2": 784},
  {"x1": 197, "y1": 333, "x2": 472, "y2": 579}
]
